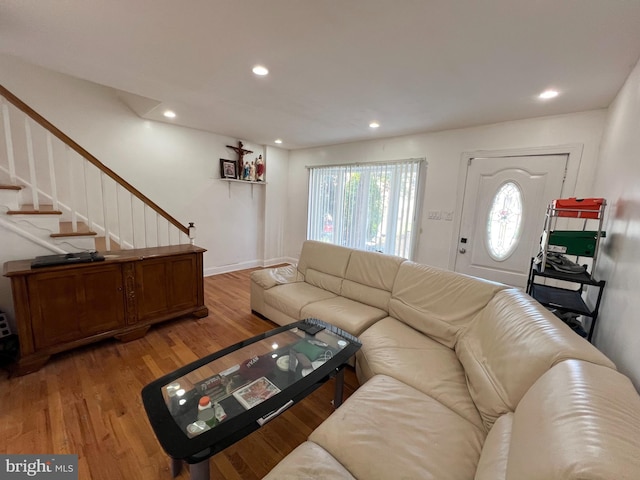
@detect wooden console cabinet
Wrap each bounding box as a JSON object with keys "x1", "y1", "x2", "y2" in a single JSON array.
[{"x1": 3, "y1": 245, "x2": 208, "y2": 376}]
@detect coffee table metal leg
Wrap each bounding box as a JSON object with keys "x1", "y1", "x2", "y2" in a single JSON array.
[
  {"x1": 189, "y1": 459, "x2": 210, "y2": 480},
  {"x1": 171, "y1": 458, "x2": 182, "y2": 477},
  {"x1": 333, "y1": 367, "x2": 345, "y2": 408}
]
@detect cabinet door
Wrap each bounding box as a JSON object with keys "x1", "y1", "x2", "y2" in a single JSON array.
[
  {"x1": 29, "y1": 264, "x2": 126, "y2": 349},
  {"x1": 79, "y1": 265, "x2": 127, "y2": 336},
  {"x1": 29, "y1": 271, "x2": 81, "y2": 349},
  {"x1": 135, "y1": 254, "x2": 199, "y2": 323}
]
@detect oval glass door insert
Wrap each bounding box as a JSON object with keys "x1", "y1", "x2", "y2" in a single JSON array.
[{"x1": 486, "y1": 181, "x2": 523, "y2": 260}]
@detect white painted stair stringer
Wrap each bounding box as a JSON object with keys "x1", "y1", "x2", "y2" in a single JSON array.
[
  {"x1": 0, "y1": 216, "x2": 66, "y2": 254},
  {"x1": 0, "y1": 187, "x2": 97, "y2": 252},
  {"x1": 0, "y1": 182, "x2": 133, "y2": 252}
]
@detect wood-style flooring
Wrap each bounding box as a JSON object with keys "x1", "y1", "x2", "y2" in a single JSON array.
[{"x1": 0, "y1": 268, "x2": 359, "y2": 479}]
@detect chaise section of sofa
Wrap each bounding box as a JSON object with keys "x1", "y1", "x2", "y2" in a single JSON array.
[
  {"x1": 263, "y1": 441, "x2": 356, "y2": 480},
  {"x1": 310, "y1": 374, "x2": 486, "y2": 480}
]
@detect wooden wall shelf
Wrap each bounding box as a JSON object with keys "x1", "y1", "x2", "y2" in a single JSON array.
[{"x1": 220, "y1": 178, "x2": 267, "y2": 185}]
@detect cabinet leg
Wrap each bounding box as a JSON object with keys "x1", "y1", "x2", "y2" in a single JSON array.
[
  {"x1": 192, "y1": 306, "x2": 209, "y2": 318},
  {"x1": 10, "y1": 354, "x2": 51, "y2": 377},
  {"x1": 114, "y1": 326, "x2": 150, "y2": 343}
]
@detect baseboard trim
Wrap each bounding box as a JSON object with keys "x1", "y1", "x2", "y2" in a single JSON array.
[
  {"x1": 204, "y1": 260, "x2": 262, "y2": 276},
  {"x1": 203, "y1": 257, "x2": 296, "y2": 277},
  {"x1": 264, "y1": 256, "x2": 296, "y2": 267}
]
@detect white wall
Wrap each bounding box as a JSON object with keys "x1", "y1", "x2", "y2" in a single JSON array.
[
  {"x1": 263, "y1": 146, "x2": 291, "y2": 265},
  {"x1": 0, "y1": 54, "x2": 288, "y2": 327},
  {"x1": 287, "y1": 111, "x2": 607, "y2": 267},
  {"x1": 590, "y1": 57, "x2": 640, "y2": 390}
]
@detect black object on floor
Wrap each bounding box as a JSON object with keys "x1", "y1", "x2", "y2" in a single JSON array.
[{"x1": 0, "y1": 334, "x2": 19, "y2": 368}]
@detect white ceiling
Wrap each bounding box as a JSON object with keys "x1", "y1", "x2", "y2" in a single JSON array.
[{"x1": 1, "y1": 0, "x2": 640, "y2": 149}]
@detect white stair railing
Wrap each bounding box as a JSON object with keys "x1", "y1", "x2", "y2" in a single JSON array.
[
  {"x1": 0, "y1": 85, "x2": 193, "y2": 251},
  {"x1": 1, "y1": 99, "x2": 17, "y2": 184}
]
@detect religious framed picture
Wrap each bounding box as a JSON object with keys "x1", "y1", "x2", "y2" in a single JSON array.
[{"x1": 220, "y1": 159, "x2": 237, "y2": 179}]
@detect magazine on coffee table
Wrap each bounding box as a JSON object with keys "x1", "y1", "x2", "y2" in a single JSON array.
[{"x1": 232, "y1": 376, "x2": 280, "y2": 410}]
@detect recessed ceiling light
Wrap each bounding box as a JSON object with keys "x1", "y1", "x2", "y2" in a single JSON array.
[
  {"x1": 274, "y1": 139, "x2": 283, "y2": 144},
  {"x1": 252, "y1": 65, "x2": 269, "y2": 76},
  {"x1": 538, "y1": 89, "x2": 559, "y2": 100},
  {"x1": 163, "y1": 110, "x2": 176, "y2": 118},
  {"x1": 369, "y1": 122, "x2": 380, "y2": 129}
]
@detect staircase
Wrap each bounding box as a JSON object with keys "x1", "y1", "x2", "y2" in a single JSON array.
[{"x1": 0, "y1": 85, "x2": 194, "y2": 254}]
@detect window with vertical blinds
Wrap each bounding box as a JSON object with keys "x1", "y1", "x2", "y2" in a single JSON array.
[{"x1": 307, "y1": 159, "x2": 424, "y2": 259}]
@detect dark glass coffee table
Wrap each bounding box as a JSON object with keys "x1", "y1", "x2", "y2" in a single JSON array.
[{"x1": 141, "y1": 318, "x2": 361, "y2": 479}]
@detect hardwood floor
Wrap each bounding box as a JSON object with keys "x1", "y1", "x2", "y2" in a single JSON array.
[{"x1": 0, "y1": 268, "x2": 359, "y2": 479}]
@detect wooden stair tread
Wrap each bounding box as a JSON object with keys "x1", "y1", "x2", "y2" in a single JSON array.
[
  {"x1": 7, "y1": 204, "x2": 63, "y2": 215},
  {"x1": 0, "y1": 184, "x2": 23, "y2": 190},
  {"x1": 95, "y1": 237, "x2": 121, "y2": 251},
  {"x1": 50, "y1": 221, "x2": 97, "y2": 237}
]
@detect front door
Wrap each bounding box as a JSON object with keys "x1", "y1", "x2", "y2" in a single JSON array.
[{"x1": 454, "y1": 155, "x2": 567, "y2": 287}]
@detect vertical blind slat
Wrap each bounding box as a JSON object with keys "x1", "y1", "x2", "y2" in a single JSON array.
[{"x1": 307, "y1": 159, "x2": 423, "y2": 258}]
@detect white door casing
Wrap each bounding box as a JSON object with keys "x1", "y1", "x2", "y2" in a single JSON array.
[{"x1": 454, "y1": 154, "x2": 567, "y2": 287}]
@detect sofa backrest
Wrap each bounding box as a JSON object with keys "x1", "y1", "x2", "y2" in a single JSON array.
[
  {"x1": 341, "y1": 250, "x2": 406, "y2": 311},
  {"x1": 388, "y1": 261, "x2": 508, "y2": 348},
  {"x1": 475, "y1": 360, "x2": 640, "y2": 480},
  {"x1": 456, "y1": 289, "x2": 616, "y2": 430},
  {"x1": 297, "y1": 240, "x2": 352, "y2": 295}
]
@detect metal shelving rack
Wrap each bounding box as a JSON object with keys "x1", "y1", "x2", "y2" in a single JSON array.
[
  {"x1": 526, "y1": 199, "x2": 607, "y2": 342},
  {"x1": 538, "y1": 200, "x2": 607, "y2": 274}
]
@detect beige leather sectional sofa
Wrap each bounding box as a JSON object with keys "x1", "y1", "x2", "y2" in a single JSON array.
[{"x1": 251, "y1": 240, "x2": 640, "y2": 479}]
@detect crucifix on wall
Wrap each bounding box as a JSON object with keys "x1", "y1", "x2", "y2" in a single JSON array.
[{"x1": 226, "y1": 141, "x2": 253, "y2": 179}]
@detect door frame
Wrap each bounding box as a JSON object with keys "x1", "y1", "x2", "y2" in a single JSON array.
[{"x1": 448, "y1": 143, "x2": 584, "y2": 271}]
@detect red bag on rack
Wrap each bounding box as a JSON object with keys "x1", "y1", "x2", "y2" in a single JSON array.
[{"x1": 552, "y1": 197, "x2": 604, "y2": 219}]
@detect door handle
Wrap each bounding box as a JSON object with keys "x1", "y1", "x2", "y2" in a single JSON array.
[{"x1": 459, "y1": 248, "x2": 466, "y2": 254}]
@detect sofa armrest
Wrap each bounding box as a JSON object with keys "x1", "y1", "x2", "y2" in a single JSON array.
[{"x1": 251, "y1": 264, "x2": 303, "y2": 290}]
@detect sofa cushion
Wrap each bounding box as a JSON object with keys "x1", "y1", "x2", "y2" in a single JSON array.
[
  {"x1": 506, "y1": 360, "x2": 640, "y2": 480},
  {"x1": 309, "y1": 375, "x2": 486, "y2": 480},
  {"x1": 389, "y1": 261, "x2": 507, "y2": 348},
  {"x1": 297, "y1": 241, "x2": 352, "y2": 295},
  {"x1": 304, "y1": 269, "x2": 344, "y2": 296},
  {"x1": 474, "y1": 413, "x2": 513, "y2": 480},
  {"x1": 262, "y1": 441, "x2": 356, "y2": 480},
  {"x1": 356, "y1": 317, "x2": 485, "y2": 430},
  {"x1": 341, "y1": 249, "x2": 405, "y2": 311},
  {"x1": 456, "y1": 289, "x2": 617, "y2": 430},
  {"x1": 300, "y1": 296, "x2": 387, "y2": 336},
  {"x1": 264, "y1": 282, "x2": 336, "y2": 320}
]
